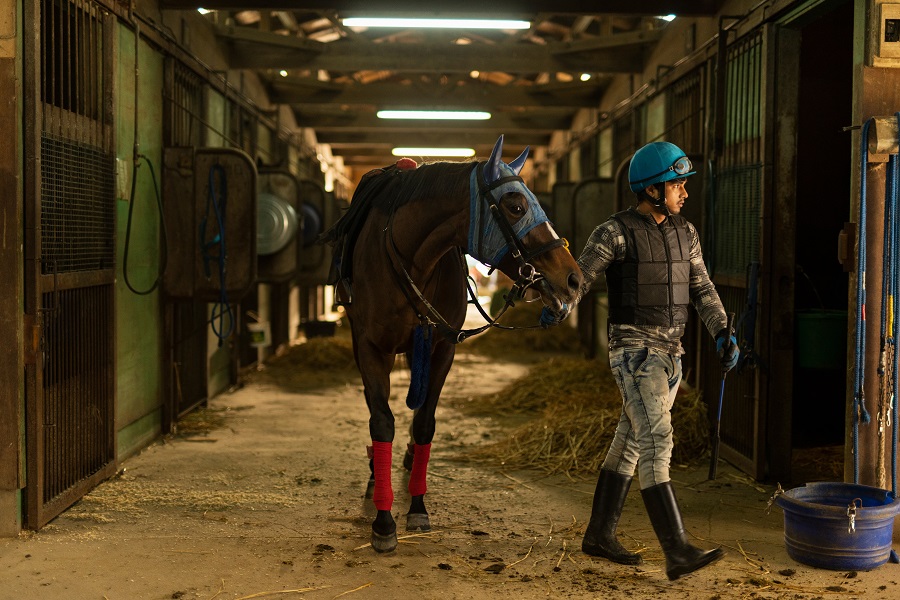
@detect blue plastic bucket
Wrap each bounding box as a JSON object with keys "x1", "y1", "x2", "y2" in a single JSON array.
[{"x1": 775, "y1": 482, "x2": 900, "y2": 570}]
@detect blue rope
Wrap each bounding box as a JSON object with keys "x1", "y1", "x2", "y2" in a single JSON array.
[
  {"x1": 405, "y1": 324, "x2": 432, "y2": 410},
  {"x1": 201, "y1": 164, "x2": 234, "y2": 346},
  {"x1": 880, "y1": 153, "x2": 895, "y2": 369}
]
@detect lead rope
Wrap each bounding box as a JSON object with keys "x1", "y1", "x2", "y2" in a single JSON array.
[
  {"x1": 877, "y1": 137, "x2": 897, "y2": 489},
  {"x1": 886, "y1": 112, "x2": 900, "y2": 500},
  {"x1": 854, "y1": 120, "x2": 873, "y2": 485},
  {"x1": 890, "y1": 116, "x2": 900, "y2": 565}
]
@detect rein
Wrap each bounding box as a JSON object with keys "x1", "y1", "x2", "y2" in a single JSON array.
[{"x1": 385, "y1": 162, "x2": 565, "y2": 343}]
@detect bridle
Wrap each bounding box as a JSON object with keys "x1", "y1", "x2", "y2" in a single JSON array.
[{"x1": 386, "y1": 162, "x2": 568, "y2": 343}]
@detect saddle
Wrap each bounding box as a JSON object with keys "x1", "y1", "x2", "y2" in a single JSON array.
[{"x1": 318, "y1": 164, "x2": 408, "y2": 305}]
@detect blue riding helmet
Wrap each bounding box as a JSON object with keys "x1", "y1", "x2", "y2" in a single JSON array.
[{"x1": 628, "y1": 141, "x2": 696, "y2": 193}]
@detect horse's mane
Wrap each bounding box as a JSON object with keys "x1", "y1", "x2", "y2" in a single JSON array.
[{"x1": 319, "y1": 160, "x2": 477, "y2": 285}]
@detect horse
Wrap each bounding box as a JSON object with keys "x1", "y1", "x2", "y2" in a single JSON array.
[{"x1": 321, "y1": 135, "x2": 583, "y2": 552}]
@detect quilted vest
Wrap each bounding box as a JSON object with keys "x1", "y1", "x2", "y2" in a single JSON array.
[{"x1": 606, "y1": 208, "x2": 691, "y2": 327}]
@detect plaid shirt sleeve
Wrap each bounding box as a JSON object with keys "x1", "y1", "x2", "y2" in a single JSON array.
[
  {"x1": 687, "y1": 221, "x2": 728, "y2": 338},
  {"x1": 573, "y1": 217, "x2": 625, "y2": 304}
]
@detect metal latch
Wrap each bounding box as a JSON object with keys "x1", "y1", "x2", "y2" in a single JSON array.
[
  {"x1": 847, "y1": 498, "x2": 862, "y2": 534},
  {"x1": 23, "y1": 314, "x2": 41, "y2": 366}
]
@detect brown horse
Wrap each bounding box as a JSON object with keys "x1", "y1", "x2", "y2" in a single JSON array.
[{"x1": 322, "y1": 135, "x2": 583, "y2": 552}]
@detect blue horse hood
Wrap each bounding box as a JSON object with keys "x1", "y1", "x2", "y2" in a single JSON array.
[{"x1": 467, "y1": 162, "x2": 549, "y2": 266}]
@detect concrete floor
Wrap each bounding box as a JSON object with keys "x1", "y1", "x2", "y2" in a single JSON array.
[{"x1": 1, "y1": 341, "x2": 899, "y2": 600}]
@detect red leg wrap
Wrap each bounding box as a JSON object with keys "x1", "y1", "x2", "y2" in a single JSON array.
[
  {"x1": 371, "y1": 441, "x2": 393, "y2": 511},
  {"x1": 408, "y1": 443, "x2": 432, "y2": 497}
]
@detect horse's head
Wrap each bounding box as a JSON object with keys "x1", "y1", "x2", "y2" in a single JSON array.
[{"x1": 468, "y1": 135, "x2": 583, "y2": 311}]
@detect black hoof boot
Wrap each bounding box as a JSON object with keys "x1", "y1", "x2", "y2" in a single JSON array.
[
  {"x1": 406, "y1": 495, "x2": 431, "y2": 532},
  {"x1": 582, "y1": 470, "x2": 642, "y2": 565},
  {"x1": 371, "y1": 509, "x2": 398, "y2": 553},
  {"x1": 641, "y1": 481, "x2": 725, "y2": 580}
]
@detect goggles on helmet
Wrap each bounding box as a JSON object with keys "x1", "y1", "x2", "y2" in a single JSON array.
[{"x1": 630, "y1": 156, "x2": 693, "y2": 187}]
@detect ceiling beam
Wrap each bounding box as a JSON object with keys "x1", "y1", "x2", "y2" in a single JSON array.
[
  {"x1": 268, "y1": 78, "x2": 607, "y2": 109},
  {"x1": 161, "y1": 1, "x2": 721, "y2": 17},
  {"x1": 215, "y1": 24, "x2": 657, "y2": 74}
]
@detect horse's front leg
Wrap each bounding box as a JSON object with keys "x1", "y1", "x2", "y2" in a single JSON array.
[
  {"x1": 359, "y1": 343, "x2": 398, "y2": 553},
  {"x1": 406, "y1": 340, "x2": 455, "y2": 532}
]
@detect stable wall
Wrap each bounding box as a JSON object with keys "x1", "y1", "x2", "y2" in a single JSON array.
[{"x1": 114, "y1": 21, "x2": 165, "y2": 460}]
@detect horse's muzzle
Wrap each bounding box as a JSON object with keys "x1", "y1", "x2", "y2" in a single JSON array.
[{"x1": 535, "y1": 278, "x2": 565, "y2": 312}]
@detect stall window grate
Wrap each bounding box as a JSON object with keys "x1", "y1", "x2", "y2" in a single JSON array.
[
  {"x1": 40, "y1": 135, "x2": 115, "y2": 274},
  {"x1": 666, "y1": 67, "x2": 706, "y2": 155},
  {"x1": 169, "y1": 62, "x2": 204, "y2": 147}
]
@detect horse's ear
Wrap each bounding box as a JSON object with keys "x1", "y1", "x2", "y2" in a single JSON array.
[
  {"x1": 484, "y1": 135, "x2": 504, "y2": 182},
  {"x1": 509, "y1": 146, "x2": 529, "y2": 175}
]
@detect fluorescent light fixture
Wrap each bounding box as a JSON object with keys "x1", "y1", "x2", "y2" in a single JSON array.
[
  {"x1": 377, "y1": 110, "x2": 491, "y2": 120},
  {"x1": 580, "y1": 73, "x2": 592, "y2": 81},
  {"x1": 197, "y1": 8, "x2": 213, "y2": 14},
  {"x1": 343, "y1": 17, "x2": 530, "y2": 30},
  {"x1": 660, "y1": 14, "x2": 676, "y2": 22},
  {"x1": 392, "y1": 147, "x2": 475, "y2": 157},
  {"x1": 279, "y1": 70, "x2": 289, "y2": 77}
]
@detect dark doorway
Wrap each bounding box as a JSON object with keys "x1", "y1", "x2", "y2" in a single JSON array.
[{"x1": 791, "y1": 0, "x2": 852, "y2": 473}]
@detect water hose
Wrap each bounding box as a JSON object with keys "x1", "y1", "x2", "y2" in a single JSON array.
[
  {"x1": 200, "y1": 164, "x2": 234, "y2": 345},
  {"x1": 122, "y1": 19, "x2": 168, "y2": 295}
]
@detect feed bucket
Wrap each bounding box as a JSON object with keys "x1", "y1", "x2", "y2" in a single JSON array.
[
  {"x1": 247, "y1": 321, "x2": 271, "y2": 348},
  {"x1": 775, "y1": 482, "x2": 900, "y2": 570}
]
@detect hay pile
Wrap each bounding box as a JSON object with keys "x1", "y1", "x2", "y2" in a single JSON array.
[
  {"x1": 464, "y1": 300, "x2": 583, "y2": 359},
  {"x1": 458, "y1": 356, "x2": 710, "y2": 477},
  {"x1": 249, "y1": 335, "x2": 360, "y2": 391}
]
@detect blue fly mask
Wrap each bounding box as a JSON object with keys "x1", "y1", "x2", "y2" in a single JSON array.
[{"x1": 467, "y1": 135, "x2": 553, "y2": 266}]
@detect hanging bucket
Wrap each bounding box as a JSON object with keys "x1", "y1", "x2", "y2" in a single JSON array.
[
  {"x1": 247, "y1": 321, "x2": 271, "y2": 348},
  {"x1": 775, "y1": 482, "x2": 900, "y2": 570}
]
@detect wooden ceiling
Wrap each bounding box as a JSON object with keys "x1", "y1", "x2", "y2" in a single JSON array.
[{"x1": 160, "y1": 2, "x2": 722, "y2": 168}]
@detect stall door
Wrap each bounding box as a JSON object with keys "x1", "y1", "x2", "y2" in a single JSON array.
[
  {"x1": 704, "y1": 26, "x2": 775, "y2": 481},
  {"x1": 23, "y1": 0, "x2": 117, "y2": 528}
]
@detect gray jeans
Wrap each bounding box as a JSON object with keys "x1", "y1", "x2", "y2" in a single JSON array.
[{"x1": 601, "y1": 347, "x2": 682, "y2": 488}]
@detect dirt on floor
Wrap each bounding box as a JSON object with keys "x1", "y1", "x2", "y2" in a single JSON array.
[{"x1": 1, "y1": 325, "x2": 900, "y2": 600}]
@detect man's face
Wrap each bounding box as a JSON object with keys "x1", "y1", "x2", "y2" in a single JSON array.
[{"x1": 663, "y1": 178, "x2": 688, "y2": 215}]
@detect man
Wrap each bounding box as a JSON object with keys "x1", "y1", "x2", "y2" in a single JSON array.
[{"x1": 540, "y1": 141, "x2": 739, "y2": 581}]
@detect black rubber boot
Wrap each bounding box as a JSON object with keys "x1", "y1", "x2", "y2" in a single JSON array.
[
  {"x1": 641, "y1": 481, "x2": 724, "y2": 580},
  {"x1": 581, "y1": 470, "x2": 642, "y2": 565}
]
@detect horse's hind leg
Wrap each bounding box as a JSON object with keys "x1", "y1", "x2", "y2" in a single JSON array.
[{"x1": 406, "y1": 340, "x2": 455, "y2": 532}]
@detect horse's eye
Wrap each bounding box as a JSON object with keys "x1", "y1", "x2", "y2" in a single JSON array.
[{"x1": 503, "y1": 194, "x2": 527, "y2": 217}]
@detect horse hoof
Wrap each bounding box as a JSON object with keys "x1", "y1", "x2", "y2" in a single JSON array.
[
  {"x1": 406, "y1": 513, "x2": 431, "y2": 532},
  {"x1": 371, "y1": 530, "x2": 398, "y2": 553}
]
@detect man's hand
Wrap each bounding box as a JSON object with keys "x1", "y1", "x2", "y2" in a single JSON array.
[
  {"x1": 539, "y1": 303, "x2": 569, "y2": 328},
  {"x1": 716, "y1": 333, "x2": 740, "y2": 371}
]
